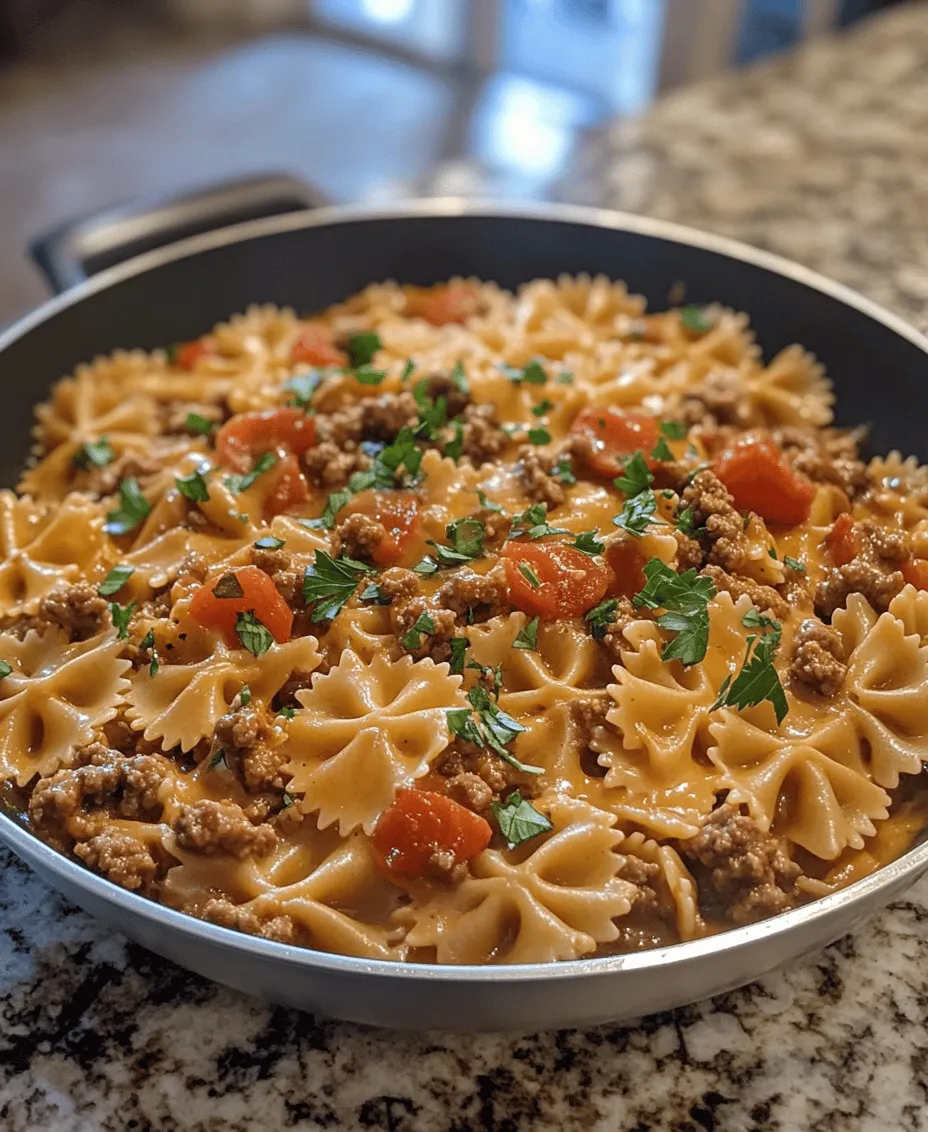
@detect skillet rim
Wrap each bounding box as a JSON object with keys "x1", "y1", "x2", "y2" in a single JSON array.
[{"x1": 1, "y1": 196, "x2": 927, "y2": 985}]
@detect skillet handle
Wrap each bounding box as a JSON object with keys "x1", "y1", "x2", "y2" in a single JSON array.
[{"x1": 29, "y1": 173, "x2": 330, "y2": 294}]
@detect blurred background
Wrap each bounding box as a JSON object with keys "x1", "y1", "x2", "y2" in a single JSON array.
[{"x1": 0, "y1": 0, "x2": 908, "y2": 324}]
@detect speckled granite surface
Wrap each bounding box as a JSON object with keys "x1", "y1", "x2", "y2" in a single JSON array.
[{"x1": 5, "y1": 6, "x2": 928, "y2": 1131}]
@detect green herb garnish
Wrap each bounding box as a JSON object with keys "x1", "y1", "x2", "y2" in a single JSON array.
[
  {"x1": 105, "y1": 478, "x2": 152, "y2": 536},
  {"x1": 185, "y1": 412, "x2": 215, "y2": 436},
  {"x1": 175, "y1": 469, "x2": 210, "y2": 503},
  {"x1": 650, "y1": 436, "x2": 674, "y2": 462},
  {"x1": 518, "y1": 563, "x2": 540, "y2": 588},
  {"x1": 614, "y1": 451, "x2": 654, "y2": 498},
  {"x1": 109, "y1": 601, "x2": 136, "y2": 640},
  {"x1": 633, "y1": 558, "x2": 716, "y2": 666},
  {"x1": 301, "y1": 551, "x2": 373, "y2": 621},
  {"x1": 449, "y1": 636, "x2": 469, "y2": 675},
  {"x1": 492, "y1": 791, "x2": 553, "y2": 849},
  {"x1": 585, "y1": 597, "x2": 618, "y2": 641},
  {"x1": 98, "y1": 564, "x2": 135, "y2": 597},
  {"x1": 509, "y1": 504, "x2": 570, "y2": 541},
  {"x1": 285, "y1": 371, "x2": 325, "y2": 407},
  {"x1": 783, "y1": 556, "x2": 806, "y2": 573},
  {"x1": 446, "y1": 686, "x2": 541, "y2": 775},
  {"x1": 239, "y1": 684, "x2": 251, "y2": 706},
  {"x1": 527, "y1": 426, "x2": 551, "y2": 446},
  {"x1": 402, "y1": 612, "x2": 435, "y2": 651},
  {"x1": 235, "y1": 611, "x2": 274, "y2": 657},
  {"x1": 513, "y1": 616, "x2": 540, "y2": 651},
  {"x1": 0, "y1": 661, "x2": 13, "y2": 680},
  {"x1": 613, "y1": 491, "x2": 657, "y2": 537},
  {"x1": 502, "y1": 359, "x2": 547, "y2": 385},
  {"x1": 224, "y1": 452, "x2": 278, "y2": 494},
  {"x1": 712, "y1": 611, "x2": 788, "y2": 723},
  {"x1": 254, "y1": 536, "x2": 285, "y2": 550},
  {"x1": 347, "y1": 331, "x2": 382, "y2": 368},
  {"x1": 531, "y1": 399, "x2": 554, "y2": 418},
  {"x1": 572, "y1": 531, "x2": 605, "y2": 555},
  {"x1": 450, "y1": 360, "x2": 469, "y2": 396},
  {"x1": 551, "y1": 457, "x2": 577, "y2": 486},
  {"x1": 679, "y1": 306, "x2": 713, "y2": 335},
  {"x1": 74, "y1": 437, "x2": 115, "y2": 470}
]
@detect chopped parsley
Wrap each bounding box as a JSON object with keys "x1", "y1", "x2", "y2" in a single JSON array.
[
  {"x1": 0, "y1": 661, "x2": 12, "y2": 680},
  {"x1": 650, "y1": 436, "x2": 674, "y2": 462},
  {"x1": 175, "y1": 469, "x2": 210, "y2": 503},
  {"x1": 210, "y1": 750, "x2": 228, "y2": 770},
  {"x1": 613, "y1": 490, "x2": 657, "y2": 537},
  {"x1": 555, "y1": 371, "x2": 574, "y2": 385},
  {"x1": 235, "y1": 611, "x2": 274, "y2": 657},
  {"x1": 305, "y1": 487, "x2": 353, "y2": 531},
  {"x1": 239, "y1": 684, "x2": 252, "y2": 706},
  {"x1": 531, "y1": 399, "x2": 554, "y2": 418},
  {"x1": 213, "y1": 572, "x2": 245, "y2": 599},
  {"x1": 783, "y1": 556, "x2": 806, "y2": 573},
  {"x1": 676, "y1": 507, "x2": 696, "y2": 536},
  {"x1": 551, "y1": 456, "x2": 577, "y2": 486},
  {"x1": 443, "y1": 419, "x2": 465, "y2": 461},
  {"x1": 285, "y1": 371, "x2": 324, "y2": 408},
  {"x1": 109, "y1": 601, "x2": 136, "y2": 640},
  {"x1": 224, "y1": 451, "x2": 277, "y2": 493},
  {"x1": 513, "y1": 616, "x2": 540, "y2": 651},
  {"x1": 446, "y1": 685, "x2": 542, "y2": 775},
  {"x1": 509, "y1": 504, "x2": 570, "y2": 541},
  {"x1": 660, "y1": 420, "x2": 687, "y2": 441},
  {"x1": 633, "y1": 558, "x2": 716, "y2": 666},
  {"x1": 282, "y1": 790, "x2": 297, "y2": 806},
  {"x1": 140, "y1": 627, "x2": 158, "y2": 677},
  {"x1": 712, "y1": 610, "x2": 788, "y2": 724},
  {"x1": 346, "y1": 330, "x2": 382, "y2": 368},
  {"x1": 492, "y1": 791, "x2": 553, "y2": 849},
  {"x1": 97, "y1": 564, "x2": 135, "y2": 597},
  {"x1": 354, "y1": 365, "x2": 386, "y2": 386},
  {"x1": 614, "y1": 451, "x2": 654, "y2": 498},
  {"x1": 402, "y1": 612, "x2": 435, "y2": 651},
  {"x1": 527, "y1": 426, "x2": 551, "y2": 446},
  {"x1": 502, "y1": 359, "x2": 547, "y2": 385},
  {"x1": 449, "y1": 636, "x2": 469, "y2": 675},
  {"x1": 585, "y1": 597, "x2": 617, "y2": 641},
  {"x1": 301, "y1": 550, "x2": 373, "y2": 621},
  {"x1": 518, "y1": 563, "x2": 541, "y2": 588},
  {"x1": 359, "y1": 582, "x2": 392, "y2": 605},
  {"x1": 466, "y1": 659, "x2": 503, "y2": 697},
  {"x1": 254, "y1": 536, "x2": 285, "y2": 550},
  {"x1": 427, "y1": 517, "x2": 485, "y2": 567},
  {"x1": 412, "y1": 556, "x2": 439, "y2": 577},
  {"x1": 679, "y1": 306, "x2": 713, "y2": 335},
  {"x1": 476, "y1": 490, "x2": 505, "y2": 514},
  {"x1": 450, "y1": 360, "x2": 469, "y2": 396},
  {"x1": 412, "y1": 380, "x2": 448, "y2": 441},
  {"x1": 400, "y1": 359, "x2": 416, "y2": 382},
  {"x1": 185, "y1": 412, "x2": 215, "y2": 436},
  {"x1": 105, "y1": 477, "x2": 152, "y2": 536},
  {"x1": 74, "y1": 437, "x2": 115, "y2": 470},
  {"x1": 572, "y1": 531, "x2": 605, "y2": 556},
  {"x1": 278, "y1": 706, "x2": 296, "y2": 721}
]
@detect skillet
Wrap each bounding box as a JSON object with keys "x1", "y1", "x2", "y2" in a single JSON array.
[{"x1": 1, "y1": 175, "x2": 927, "y2": 1030}]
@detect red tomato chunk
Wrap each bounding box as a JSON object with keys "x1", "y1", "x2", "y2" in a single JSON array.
[
  {"x1": 190, "y1": 565, "x2": 293, "y2": 648},
  {"x1": 372, "y1": 789, "x2": 492, "y2": 878}
]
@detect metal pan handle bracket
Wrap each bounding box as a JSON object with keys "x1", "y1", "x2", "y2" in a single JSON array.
[{"x1": 29, "y1": 173, "x2": 330, "y2": 295}]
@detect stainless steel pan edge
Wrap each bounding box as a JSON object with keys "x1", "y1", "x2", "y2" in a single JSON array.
[{"x1": 2, "y1": 197, "x2": 928, "y2": 1031}]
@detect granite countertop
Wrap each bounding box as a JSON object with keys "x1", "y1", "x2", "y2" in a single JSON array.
[{"x1": 5, "y1": 6, "x2": 928, "y2": 1131}]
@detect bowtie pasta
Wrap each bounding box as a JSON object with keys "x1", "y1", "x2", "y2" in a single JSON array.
[{"x1": 5, "y1": 275, "x2": 928, "y2": 964}]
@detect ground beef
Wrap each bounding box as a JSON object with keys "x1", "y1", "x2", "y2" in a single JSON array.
[
  {"x1": 598, "y1": 596, "x2": 639, "y2": 662},
  {"x1": 358, "y1": 392, "x2": 419, "y2": 440},
  {"x1": 334, "y1": 511, "x2": 386, "y2": 561},
  {"x1": 446, "y1": 772, "x2": 494, "y2": 815},
  {"x1": 164, "y1": 401, "x2": 224, "y2": 435},
  {"x1": 423, "y1": 847, "x2": 469, "y2": 885},
  {"x1": 172, "y1": 800, "x2": 276, "y2": 859},
  {"x1": 700, "y1": 564, "x2": 791, "y2": 621},
  {"x1": 435, "y1": 565, "x2": 508, "y2": 621},
  {"x1": 459, "y1": 403, "x2": 508, "y2": 465},
  {"x1": 36, "y1": 582, "x2": 109, "y2": 641},
  {"x1": 212, "y1": 706, "x2": 287, "y2": 793},
  {"x1": 249, "y1": 547, "x2": 303, "y2": 608},
  {"x1": 568, "y1": 693, "x2": 612, "y2": 747},
  {"x1": 74, "y1": 831, "x2": 165, "y2": 893},
  {"x1": 618, "y1": 854, "x2": 664, "y2": 919},
  {"x1": 680, "y1": 370, "x2": 750, "y2": 428},
  {"x1": 681, "y1": 803, "x2": 802, "y2": 924},
  {"x1": 378, "y1": 567, "x2": 422, "y2": 603},
  {"x1": 436, "y1": 739, "x2": 539, "y2": 800},
  {"x1": 516, "y1": 444, "x2": 564, "y2": 509},
  {"x1": 302, "y1": 441, "x2": 370, "y2": 487},
  {"x1": 201, "y1": 898, "x2": 296, "y2": 944},
  {"x1": 421, "y1": 372, "x2": 470, "y2": 419},
  {"x1": 815, "y1": 519, "x2": 908, "y2": 618},
  {"x1": 790, "y1": 618, "x2": 847, "y2": 696},
  {"x1": 680, "y1": 469, "x2": 752, "y2": 573},
  {"x1": 29, "y1": 746, "x2": 174, "y2": 843},
  {"x1": 674, "y1": 529, "x2": 704, "y2": 571},
  {"x1": 774, "y1": 425, "x2": 869, "y2": 499},
  {"x1": 391, "y1": 596, "x2": 456, "y2": 661}
]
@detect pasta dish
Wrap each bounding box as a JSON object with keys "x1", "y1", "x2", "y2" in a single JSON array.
[{"x1": 3, "y1": 275, "x2": 927, "y2": 964}]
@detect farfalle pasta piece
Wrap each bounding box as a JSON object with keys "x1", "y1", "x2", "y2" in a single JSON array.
[
  {"x1": 126, "y1": 636, "x2": 321, "y2": 752},
  {"x1": 744, "y1": 345, "x2": 834, "y2": 428},
  {"x1": 0, "y1": 492, "x2": 110, "y2": 615},
  {"x1": 618, "y1": 831, "x2": 703, "y2": 942},
  {"x1": 284, "y1": 653, "x2": 465, "y2": 835},
  {"x1": 0, "y1": 629, "x2": 131, "y2": 786},
  {"x1": 164, "y1": 820, "x2": 400, "y2": 959},
  {"x1": 400, "y1": 797, "x2": 636, "y2": 964},
  {"x1": 708, "y1": 711, "x2": 890, "y2": 860},
  {"x1": 832, "y1": 593, "x2": 928, "y2": 788},
  {"x1": 888, "y1": 584, "x2": 928, "y2": 644},
  {"x1": 867, "y1": 451, "x2": 928, "y2": 531}
]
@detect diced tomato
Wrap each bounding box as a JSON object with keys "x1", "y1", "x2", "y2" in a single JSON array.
[
  {"x1": 174, "y1": 338, "x2": 214, "y2": 370},
  {"x1": 216, "y1": 408, "x2": 316, "y2": 472},
  {"x1": 263, "y1": 453, "x2": 309, "y2": 521},
  {"x1": 408, "y1": 282, "x2": 479, "y2": 327},
  {"x1": 901, "y1": 560, "x2": 928, "y2": 591},
  {"x1": 604, "y1": 540, "x2": 646, "y2": 598},
  {"x1": 825, "y1": 512, "x2": 857, "y2": 566},
  {"x1": 714, "y1": 435, "x2": 814, "y2": 526},
  {"x1": 372, "y1": 789, "x2": 492, "y2": 879},
  {"x1": 189, "y1": 565, "x2": 293, "y2": 648},
  {"x1": 290, "y1": 323, "x2": 347, "y2": 368},
  {"x1": 342, "y1": 490, "x2": 420, "y2": 567},
  {"x1": 502, "y1": 540, "x2": 610, "y2": 619},
  {"x1": 570, "y1": 407, "x2": 660, "y2": 479}
]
